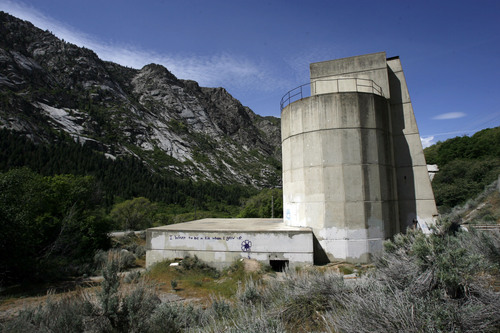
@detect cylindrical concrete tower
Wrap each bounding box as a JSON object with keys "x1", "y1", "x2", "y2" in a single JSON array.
[
  {"x1": 282, "y1": 91, "x2": 399, "y2": 263},
  {"x1": 281, "y1": 52, "x2": 437, "y2": 263}
]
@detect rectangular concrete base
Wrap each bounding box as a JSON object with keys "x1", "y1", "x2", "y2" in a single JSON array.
[{"x1": 146, "y1": 218, "x2": 314, "y2": 270}]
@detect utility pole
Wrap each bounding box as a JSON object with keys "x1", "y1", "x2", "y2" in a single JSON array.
[{"x1": 271, "y1": 194, "x2": 274, "y2": 218}]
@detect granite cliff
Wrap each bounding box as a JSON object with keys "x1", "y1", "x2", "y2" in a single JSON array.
[{"x1": 0, "y1": 11, "x2": 281, "y2": 187}]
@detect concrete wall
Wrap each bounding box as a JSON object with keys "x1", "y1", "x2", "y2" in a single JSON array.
[
  {"x1": 310, "y1": 52, "x2": 391, "y2": 98},
  {"x1": 281, "y1": 52, "x2": 438, "y2": 263},
  {"x1": 387, "y1": 57, "x2": 438, "y2": 231},
  {"x1": 282, "y1": 92, "x2": 399, "y2": 263},
  {"x1": 146, "y1": 219, "x2": 314, "y2": 269}
]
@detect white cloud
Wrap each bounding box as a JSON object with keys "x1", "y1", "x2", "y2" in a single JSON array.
[
  {"x1": 420, "y1": 136, "x2": 435, "y2": 148},
  {"x1": 432, "y1": 112, "x2": 466, "y2": 120},
  {"x1": 98, "y1": 45, "x2": 290, "y2": 93},
  {"x1": 0, "y1": 0, "x2": 287, "y2": 93}
]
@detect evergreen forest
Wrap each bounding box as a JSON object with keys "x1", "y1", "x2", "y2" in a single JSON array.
[
  {"x1": 0, "y1": 129, "x2": 281, "y2": 285},
  {"x1": 1, "y1": 125, "x2": 499, "y2": 289}
]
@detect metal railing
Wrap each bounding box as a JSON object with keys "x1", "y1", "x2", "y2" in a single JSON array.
[{"x1": 280, "y1": 78, "x2": 385, "y2": 110}]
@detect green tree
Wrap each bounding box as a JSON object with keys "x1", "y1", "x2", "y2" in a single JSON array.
[
  {"x1": 0, "y1": 168, "x2": 110, "y2": 284},
  {"x1": 110, "y1": 197, "x2": 155, "y2": 230},
  {"x1": 432, "y1": 157, "x2": 500, "y2": 208},
  {"x1": 424, "y1": 127, "x2": 500, "y2": 210},
  {"x1": 238, "y1": 188, "x2": 283, "y2": 218}
]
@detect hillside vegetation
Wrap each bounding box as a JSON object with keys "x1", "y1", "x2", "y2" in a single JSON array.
[
  {"x1": 0, "y1": 127, "x2": 283, "y2": 285},
  {"x1": 2, "y1": 215, "x2": 499, "y2": 332},
  {"x1": 424, "y1": 126, "x2": 500, "y2": 211}
]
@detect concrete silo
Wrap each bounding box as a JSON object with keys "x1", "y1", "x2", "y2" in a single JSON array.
[
  {"x1": 146, "y1": 52, "x2": 438, "y2": 270},
  {"x1": 281, "y1": 52, "x2": 437, "y2": 263}
]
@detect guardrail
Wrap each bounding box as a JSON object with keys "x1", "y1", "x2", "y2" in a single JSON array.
[{"x1": 280, "y1": 78, "x2": 384, "y2": 110}]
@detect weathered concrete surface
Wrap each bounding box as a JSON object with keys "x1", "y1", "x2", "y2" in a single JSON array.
[
  {"x1": 146, "y1": 52, "x2": 437, "y2": 268},
  {"x1": 282, "y1": 52, "x2": 437, "y2": 263},
  {"x1": 146, "y1": 218, "x2": 313, "y2": 269},
  {"x1": 310, "y1": 52, "x2": 391, "y2": 98},
  {"x1": 387, "y1": 57, "x2": 438, "y2": 231},
  {"x1": 282, "y1": 92, "x2": 398, "y2": 263}
]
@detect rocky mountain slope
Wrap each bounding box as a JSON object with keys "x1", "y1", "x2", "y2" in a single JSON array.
[{"x1": 0, "y1": 11, "x2": 281, "y2": 187}]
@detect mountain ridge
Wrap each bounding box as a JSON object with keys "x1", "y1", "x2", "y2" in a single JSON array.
[{"x1": 0, "y1": 11, "x2": 281, "y2": 188}]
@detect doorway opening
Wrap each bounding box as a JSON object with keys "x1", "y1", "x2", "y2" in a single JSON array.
[{"x1": 270, "y1": 259, "x2": 289, "y2": 272}]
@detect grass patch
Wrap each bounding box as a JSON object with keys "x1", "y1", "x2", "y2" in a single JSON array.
[{"x1": 146, "y1": 257, "x2": 266, "y2": 300}]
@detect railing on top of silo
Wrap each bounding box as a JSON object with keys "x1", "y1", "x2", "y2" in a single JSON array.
[{"x1": 280, "y1": 77, "x2": 385, "y2": 111}]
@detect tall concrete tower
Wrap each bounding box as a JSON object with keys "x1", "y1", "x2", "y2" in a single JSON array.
[{"x1": 281, "y1": 52, "x2": 437, "y2": 263}]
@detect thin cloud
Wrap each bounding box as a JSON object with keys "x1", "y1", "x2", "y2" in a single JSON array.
[
  {"x1": 422, "y1": 111, "x2": 500, "y2": 143},
  {"x1": 432, "y1": 112, "x2": 466, "y2": 120},
  {"x1": 0, "y1": 0, "x2": 286, "y2": 93},
  {"x1": 420, "y1": 136, "x2": 435, "y2": 148}
]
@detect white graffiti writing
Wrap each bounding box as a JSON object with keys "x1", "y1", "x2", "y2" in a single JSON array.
[{"x1": 169, "y1": 235, "x2": 244, "y2": 241}]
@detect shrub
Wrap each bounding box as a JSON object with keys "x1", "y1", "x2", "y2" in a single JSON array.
[
  {"x1": 1, "y1": 294, "x2": 91, "y2": 333},
  {"x1": 118, "y1": 281, "x2": 160, "y2": 333},
  {"x1": 94, "y1": 249, "x2": 137, "y2": 273},
  {"x1": 124, "y1": 270, "x2": 142, "y2": 284},
  {"x1": 170, "y1": 279, "x2": 178, "y2": 290},
  {"x1": 260, "y1": 269, "x2": 347, "y2": 331},
  {"x1": 208, "y1": 296, "x2": 232, "y2": 320},
  {"x1": 179, "y1": 255, "x2": 219, "y2": 278},
  {"x1": 236, "y1": 277, "x2": 261, "y2": 304},
  {"x1": 325, "y1": 278, "x2": 500, "y2": 333},
  {"x1": 326, "y1": 221, "x2": 500, "y2": 333},
  {"x1": 146, "y1": 303, "x2": 207, "y2": 333},
  {"x1": 218, "y1": 304, "x2": 287, "y2": 333},
  {"x1": 1, "y1": 255, "x2": 162, "y2": 333}
]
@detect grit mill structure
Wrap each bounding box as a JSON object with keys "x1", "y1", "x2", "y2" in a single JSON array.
[
  {"x1": 146, "y1": 52, "x2": 437, "y2": 268},
  {"x1": 281, "y1": 52, "x2": 437, "y2": 262}
]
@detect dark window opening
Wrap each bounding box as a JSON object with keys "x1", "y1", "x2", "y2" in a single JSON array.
[{"x1": 270, "y1": 260, "x2": 289, "y2": 272}]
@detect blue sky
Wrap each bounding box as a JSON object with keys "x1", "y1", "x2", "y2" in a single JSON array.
[{"x1": 1, "y1": 0, "x2": 499, "y2": 147}]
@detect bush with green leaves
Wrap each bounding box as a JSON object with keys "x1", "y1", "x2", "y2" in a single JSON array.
[
  {"x1": 0, "y1": 168, "x2": 111, "y2": 284},
  {"x1": 424, "y1": 126, "x2": 500, "y2": 210},
  {"x1": 238, "y1": 188, "x2": 283, "y2": 218},
  {"x1": 178, "y1": 255, "x2": 220, "y2": 278},
  {"x1": 110, "y1": 197, "x2": 156, "y2": 231}
]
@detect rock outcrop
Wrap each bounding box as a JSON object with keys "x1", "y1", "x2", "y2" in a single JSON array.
[{"x1": 0, "y1": 11, "x2": 281, "y2": 187}]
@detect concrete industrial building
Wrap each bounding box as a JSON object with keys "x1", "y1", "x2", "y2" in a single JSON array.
[
  {"x1": 281, "y1": 51, "x2": 437, "y2": 263},
  {"x1": 146, "y1": 52, "x2": 437, "y2": 268},
  {"x1": 146, "y1": 218, "x2": 313, "y2": 270}
]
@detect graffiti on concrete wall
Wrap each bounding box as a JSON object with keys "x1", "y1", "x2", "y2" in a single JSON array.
[
  {"x1": 167, "y1": 233, "x2": 254, "y2": 258},
  {"x1": 168, "y1": 234, "x2": 244, "y2": 242}
]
